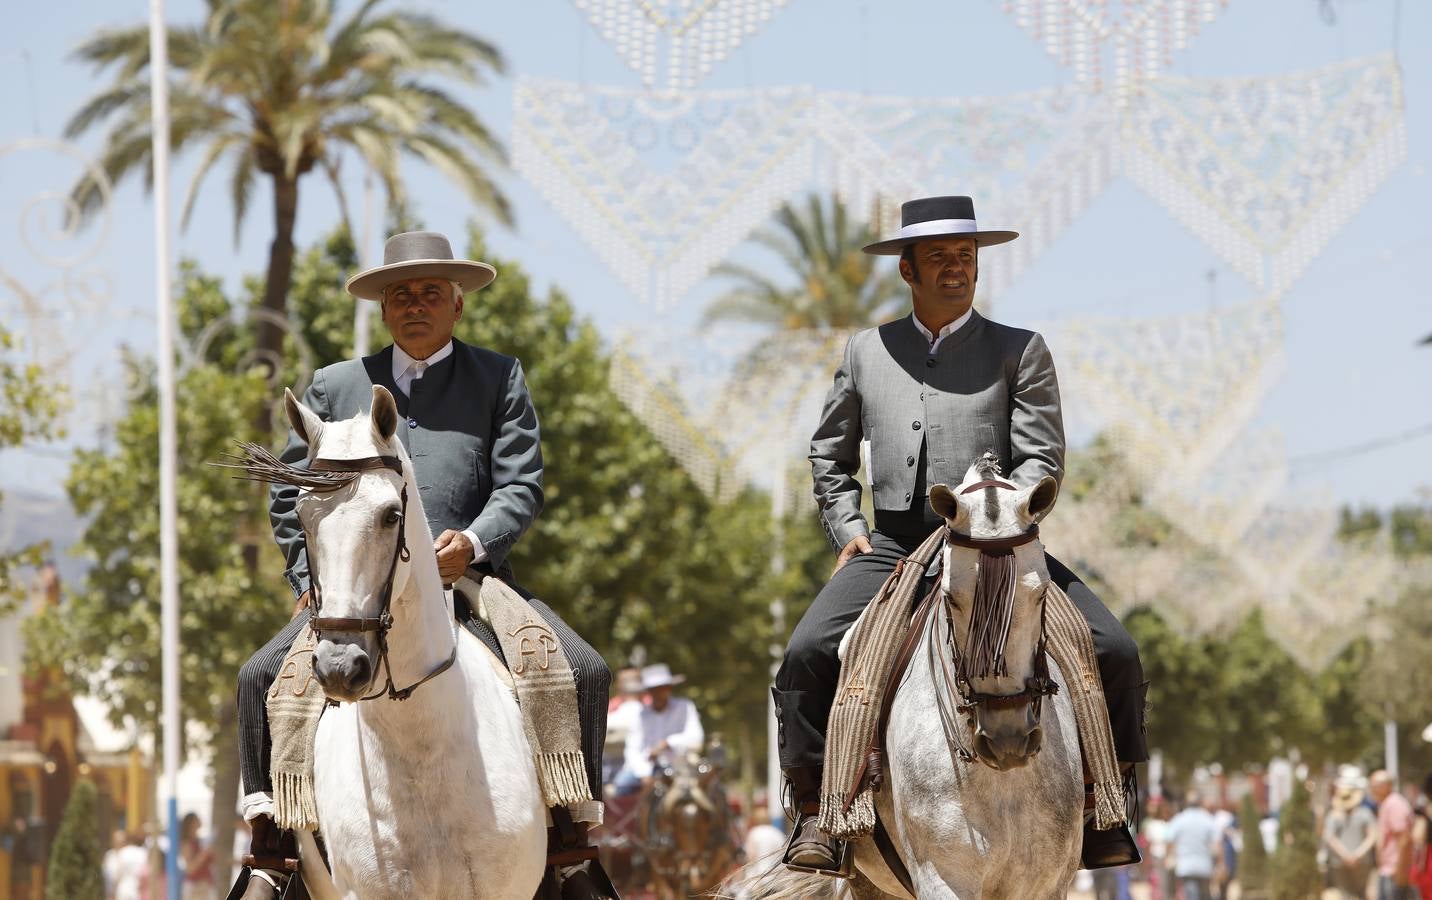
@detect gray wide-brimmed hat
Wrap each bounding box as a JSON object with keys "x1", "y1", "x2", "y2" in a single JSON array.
[
  {"x1": 862, "y1": 196, "x2": 1019, "y2": 255},
  {"x1": 344, "y1": 231, "x2": 497, "y2": 301}
]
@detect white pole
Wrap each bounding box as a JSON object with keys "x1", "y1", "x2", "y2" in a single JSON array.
[
  {"x1": 767, "y1": 464, "x2": 787, "y2": 826},
  {"x1": 1385, "y1": 719, "x2": 1399, "y2": 784},
  {"x1": 147, "y1": 3, "x2": 182, "y2": 898},
  {"x1": 352, "y1": 171, "x2": 374, "y2": 358}
]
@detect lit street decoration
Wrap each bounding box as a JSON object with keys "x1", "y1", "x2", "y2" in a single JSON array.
[
  {"x1": 1125, "y1": 54, "x2": 1406, "y2": 296},
  {"x1": 572, "y1": 0, "x2": 790, "y2": 90},
  {"x1": 999, "y1": 0, "x2": 1230, "y2": 102}
]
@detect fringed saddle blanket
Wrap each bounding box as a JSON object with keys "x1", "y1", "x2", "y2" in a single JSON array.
[
  {"x1": 267, "y1": 574, "x2": 591, "y2": 831},
  {"x1": 818, "y1": 530, "x2": 1126, "y2": 838}
]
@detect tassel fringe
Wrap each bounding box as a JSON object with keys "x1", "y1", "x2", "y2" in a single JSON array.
[
  {"x1": 273, "y1": 770, "x2": 320, "y2": 832},
  {"x1": 538, "y1": 751, "x2": 592, "y2": 809},
  {"x1": 818, "y1": 789, "x2": 876, "y2": 838}
]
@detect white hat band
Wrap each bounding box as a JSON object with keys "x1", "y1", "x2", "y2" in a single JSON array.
[{"x1": 898, "y1": 218, "x2": 979, "y2": 239}]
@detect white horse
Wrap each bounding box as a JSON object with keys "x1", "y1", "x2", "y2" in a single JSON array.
[
  {"x1": 734, "y1": 457, "x2": 1084, "y2": 900},
  {"x1": 285, "y1": 385, "x2": 546, "y2": 900}
]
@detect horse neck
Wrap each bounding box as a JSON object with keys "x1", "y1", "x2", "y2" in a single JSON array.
[{"x1": 361, "y1": 467, "x2": 462, "y2": 725}]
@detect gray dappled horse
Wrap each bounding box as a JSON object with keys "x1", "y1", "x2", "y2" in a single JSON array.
[{"x1": 731, "y1": 457, "x2": 1083, "y2": 899}]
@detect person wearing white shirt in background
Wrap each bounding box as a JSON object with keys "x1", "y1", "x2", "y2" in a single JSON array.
[
  {"x1": 615, "y1": 664, "x2": 703, "y2": 795},
  {"x1": 602, "y1": 668, "x2": 646, "y2": 787}
]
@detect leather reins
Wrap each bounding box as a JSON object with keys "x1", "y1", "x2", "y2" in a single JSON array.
[{"x1": 304, "y1": 454, "x2": 457, "y2": 703}]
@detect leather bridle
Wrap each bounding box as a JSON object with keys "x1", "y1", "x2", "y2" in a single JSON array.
[
  {"x1": 930, "y1": 477, "x2": 1059, "y2": 763},
  {"x1": 303, "y1": 454, "x2": 457, "y2": 703}
]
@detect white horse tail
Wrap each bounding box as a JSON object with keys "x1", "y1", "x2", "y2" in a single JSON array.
[{"x1": 715, "y1": 852, "x2": 862, "y2": 899}]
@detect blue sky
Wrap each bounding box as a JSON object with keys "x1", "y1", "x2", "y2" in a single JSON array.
[{"x1": 0, "y1": 0, "x2": 1427, "y2": 510}]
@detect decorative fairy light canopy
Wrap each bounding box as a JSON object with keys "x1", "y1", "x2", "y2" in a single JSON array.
[
  {"x1": 999, "y1": 0, "x2": 1230, "y2": 101},
  {"x1": 515, "y1": 2, "x2": 1412, "y2": 666},
  {"x1": 572, "y1": 0, "x2": 791, "y2": 90}
]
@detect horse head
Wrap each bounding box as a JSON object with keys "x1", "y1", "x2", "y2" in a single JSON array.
[
  {"x1": 285, "y1": 385, "x2": 419, "y2": 702},
  {"x1": 929, "y1": 453, "x2": 1058, "y2": 771}
]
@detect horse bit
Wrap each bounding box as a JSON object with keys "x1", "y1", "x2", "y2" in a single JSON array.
[
  {"x1": 930, "y1": 477, "x2": 1059, "y2": 763},
  {"x1": 303, "y1": 454, "x2": 458, "y2": 703}
]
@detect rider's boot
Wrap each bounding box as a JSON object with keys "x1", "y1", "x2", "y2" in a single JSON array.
[
  {"x1": 781, "y1": 766, "x2": 849, "y2": 876},
  {"x1": 538, "y1": 807, "x2": 620, "y2": 900},
  {"x1": 1080, "y1": 764, "x2": 1142, "y2": 870},
  {"x1": 227, "y1": 815, "x2": 298, "y2": 900}
]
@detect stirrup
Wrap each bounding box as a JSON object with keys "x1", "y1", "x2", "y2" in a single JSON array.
[{"x1": 781, "y1": 816, "x2": 853, "y2": 879}]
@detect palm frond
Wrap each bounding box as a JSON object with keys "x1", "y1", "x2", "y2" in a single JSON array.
[{"x1": 180, "y1": 133, "x2": 245, "y2": 229}]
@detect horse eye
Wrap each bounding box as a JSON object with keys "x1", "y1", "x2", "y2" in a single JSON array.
[{"x1": 383, "y1": 509, "x2": 401, "y2": 526}]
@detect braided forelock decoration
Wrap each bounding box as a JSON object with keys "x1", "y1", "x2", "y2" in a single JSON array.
[
  {"x1": 214, "y1": 441, "x2": 361, "y2": 493},
  {"x1": 962, "y1": 550, "x2": 1018, "y2": 680}
]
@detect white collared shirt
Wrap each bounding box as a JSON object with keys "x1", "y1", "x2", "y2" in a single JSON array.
[
  {"x1": 389, "y1": 340, "x2": 486, "y2": 565},
  {"x1": 911, "y1": 308, "x2": 973, "y2": 353},
  {"x1": 392, "y1": 340, "x2": 454, "y2": 396},
  {"x1": 622, "y1": 697, "x2": 704, "y2": 778}
]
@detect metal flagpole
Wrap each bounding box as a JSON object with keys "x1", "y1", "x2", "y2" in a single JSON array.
[{"x1": 147, "y1": 2, "x2": 182, "y2": 898}]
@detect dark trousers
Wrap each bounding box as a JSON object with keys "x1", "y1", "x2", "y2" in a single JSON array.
[
  {"x1": 238, "y1": 587, "x2": 611, "y2": 803},
  {"x1": 772, "y1": 529, "x2": 1148, "y2": 770}
]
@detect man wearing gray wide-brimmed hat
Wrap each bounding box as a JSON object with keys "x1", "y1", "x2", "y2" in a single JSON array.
[
  {"x1": 231, "y1": 232, "x2": 617, "y2": 900},
  {"x1": 773, "y1": 196, "x2": 1147, "y2": 875}
]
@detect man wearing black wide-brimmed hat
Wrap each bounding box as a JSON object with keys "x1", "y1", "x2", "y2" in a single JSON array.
[
  {"x1": 773, "y1": 196, "x2": 1147, "y2": 874},
  {"x1": 230, "y1": 231, "x2": 618, "y2": 900}
]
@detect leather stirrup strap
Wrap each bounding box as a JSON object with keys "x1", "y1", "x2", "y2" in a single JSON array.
[{"x1": 873, "y1": 817, "x2": 916, "y2": 897}]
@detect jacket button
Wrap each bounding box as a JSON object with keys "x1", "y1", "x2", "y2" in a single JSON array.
[
  {"x1": 912, "y1": 421, "x2": 922, "y2": 431},
  {"x1": 905, "y1": 491, "x2": 912, "y2": 502},
  {"x1": 925, "y1": 357, "x2": 936, "y2": 368},
  {"x1": 408, "y1": 418, "x2": 418, "y2": 429},
  {"x1": 906, "y1": 455, "x2": 915, "y2": 466}
]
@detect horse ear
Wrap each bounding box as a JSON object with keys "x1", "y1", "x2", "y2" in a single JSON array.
[
  {"x1": 370, "y1": 384, "x2": 399, "y2": 444},
  {"x1": 1019, "y1": 476, "x2": 1059, "y2": 524},
  {"x1": 929, "y1": 484, "x2": 960, "y2": 523},
  {"x1": 284, "y1": 388, "x2": 324, "y2": 448}
]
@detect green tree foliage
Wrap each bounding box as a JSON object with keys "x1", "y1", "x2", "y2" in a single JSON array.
[
  {"x1": 1271, "y1": 780, "x2": 1321, "y2": 900},
  {"x1": 703, "y1": 193, "x2": 905, "y2": 331},
  {"x1": 29, "y1": 226, "x2": 831, "y2": 864},
  {"x1": 1337, "y1": 502, "x2": 1432, "y2": 777},
  {"x1": 65, "y1": 0, "x2": 510, "y2": 374},
  {"x1": 44, "y1": 780, "x2": 104, "y2": 900},
  {"x1": 0, "y1": 326, "x2": 66, "y2": 604},
  {"x1": 1239, "y1": 791, "x2": 1271, "y2": 898}
]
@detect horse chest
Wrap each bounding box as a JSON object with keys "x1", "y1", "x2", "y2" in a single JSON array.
[{"x1": 313, "y1": 710, "x2": 541, "y2": 899}]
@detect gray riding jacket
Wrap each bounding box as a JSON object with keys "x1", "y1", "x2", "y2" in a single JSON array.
[
  {"x1": 268, "y1": 339, "x2": 543, "y2": 596},
  {"x1": 809, "y1": 311, "x2": 1064, "y2": 551}
]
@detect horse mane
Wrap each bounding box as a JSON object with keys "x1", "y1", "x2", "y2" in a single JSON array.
[{"x1": 215, "y1": 441, "x2": 362, "y2": 493}]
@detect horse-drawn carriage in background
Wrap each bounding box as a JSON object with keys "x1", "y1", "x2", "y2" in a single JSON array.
[{"x1": 597, "y1": 745, "x2": 742, "y2": 899}]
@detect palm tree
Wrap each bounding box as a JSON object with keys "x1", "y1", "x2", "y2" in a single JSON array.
[
  {"x1": 702, "y1": 193, "x2": 905, "y2": 331},
  {"x1": 65, "y1": 0, "x2": 511, "y2": 372}
]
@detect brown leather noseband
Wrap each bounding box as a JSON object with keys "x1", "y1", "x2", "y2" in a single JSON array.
[{"x1": 305, "y1": 455, "x2": 457, "y2": 703}]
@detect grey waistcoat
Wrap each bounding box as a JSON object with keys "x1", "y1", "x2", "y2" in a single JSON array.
[
  {"x1": 808, "y1": 311, "x2": 1065, "y2": 550},
  {"x1": 268, "y1": 339, "x2": 544, "y2": 596}
]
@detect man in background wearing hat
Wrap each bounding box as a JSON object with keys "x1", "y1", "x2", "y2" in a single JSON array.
[
  {"x1": 615, "y1": 664, "x2": 704, "y2": 795},
  {"x1": 773, "y1": 196, "x2": 1147, "y2": 874},
  {"x1": 1323, "y1": 767, "x2": 1376, "y2": 900},
  {"x1": 233, "y1": 232, "x2": 616, "y2": 900}
]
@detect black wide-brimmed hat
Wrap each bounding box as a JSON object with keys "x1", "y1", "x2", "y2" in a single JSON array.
[
  {"x1": 862, "y1": 196, "x2": 1019, "y2": 255},
  {"x1": 345, "y1": 231, "x2": 497, "y2": 301}
]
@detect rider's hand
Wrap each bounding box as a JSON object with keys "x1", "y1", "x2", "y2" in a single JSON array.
[
  {"x1": 293, "y1": 590, "x2": 312, "y2": 618},
  {"x1": 833, "y1": 534, "x2": 873, "y2": 574},
  {"x1": 434, "y1": 529, "x2": 476, "y2": 583}
]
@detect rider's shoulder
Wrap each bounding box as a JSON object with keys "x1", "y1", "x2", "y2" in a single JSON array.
[
  {"x1": 450, "y1": 339, "x2": 525, "y2": 378},
  {"x1": 972, "y1": 315, "x2": 1049, "y2": 357}
]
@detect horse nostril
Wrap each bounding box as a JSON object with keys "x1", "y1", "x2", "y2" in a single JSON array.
[
  {"x1": 344, "y1": 653, "x2": 372, "y2": 692},
  {"x1": 1027, "y1": 727, "x2": 1043, "y2": 756}
]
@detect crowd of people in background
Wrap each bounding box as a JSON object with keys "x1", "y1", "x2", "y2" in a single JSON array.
[
  {"x1": 1127, "y1": 767, "x2": 1432, "y2": 900},
  {"x1": 98, "y1": 811, "x2": 224, "y2": 900}
]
